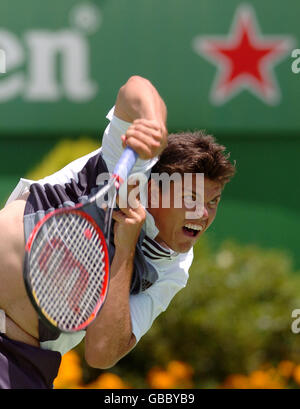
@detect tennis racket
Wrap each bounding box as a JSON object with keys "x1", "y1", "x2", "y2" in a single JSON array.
[{"x1": 24, "y1": 147, "x2": 138, "y2": 333}]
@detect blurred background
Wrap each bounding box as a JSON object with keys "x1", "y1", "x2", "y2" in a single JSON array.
[{"x1": 1, "y1": 0, "x2": 300, "y2": 389}]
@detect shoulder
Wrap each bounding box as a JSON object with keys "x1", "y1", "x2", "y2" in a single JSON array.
[{"x1": 147, "y1": 248, "x2": 194, "y2": 290}]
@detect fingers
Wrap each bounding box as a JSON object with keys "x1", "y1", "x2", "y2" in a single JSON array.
[
  {"x1": 114, "y1": 191, "x2": 145, "y2": 222},
  {"x1": 111, "y1": 192, "x2": 146, "y2": 250},
  {"x1": 112, "y1": 209, "x2": 126, "y2": 223},
  {"x1": 127, "y1": 119, "x2": 164, "y2": 141},
  {"x1": 121, "y1": 118, "x2": 167, "y2": 159},
  {"x1": 112, "y1": 206, "x2": 145, "y2": 225}
]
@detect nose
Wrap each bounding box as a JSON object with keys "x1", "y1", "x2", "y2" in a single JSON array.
[
  {"x1": 190, "y1": 205, "x2": 209, "y2": 220},
  {"x1": 201, "y1": 206, "x2": 209, "y2": 220}
]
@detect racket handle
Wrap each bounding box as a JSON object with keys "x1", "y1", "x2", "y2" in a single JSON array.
[{"x1": 113, "y1": 146, "x2": 138, "y2": 183}]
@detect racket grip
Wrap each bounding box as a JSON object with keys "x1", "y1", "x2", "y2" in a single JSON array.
[{"x1": 113, "y1": 146, "x2": 138, "y2": 183}]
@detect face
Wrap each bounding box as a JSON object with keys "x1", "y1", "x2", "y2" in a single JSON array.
[{"x1": 148, "y1": 175, "x2": 223, "y2": 253}]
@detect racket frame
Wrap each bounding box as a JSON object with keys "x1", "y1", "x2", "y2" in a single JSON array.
[{"x1": 24, "y1": 205, "x2": 110, "y2": 333}]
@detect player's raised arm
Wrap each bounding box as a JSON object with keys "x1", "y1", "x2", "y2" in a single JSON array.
[{"x1": 115, "y1": 76, "x2": 168, "y2": 159}]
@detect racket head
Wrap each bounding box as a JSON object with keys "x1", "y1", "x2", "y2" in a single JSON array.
[{"x1": 24, "y1": 206, "x2": 109, "y2": 333}]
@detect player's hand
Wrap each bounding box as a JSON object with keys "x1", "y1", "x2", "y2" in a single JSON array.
[
  {"x1": 121, "y1": 118, "x2": 167, "y2": 160},
  {"x1": 112, "y1": 192, "x2": 146, "y2": 255}
]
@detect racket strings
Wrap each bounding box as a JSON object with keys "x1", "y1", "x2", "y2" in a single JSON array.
[
  {"x1": 31, "y1": 214, "x2": 84, "y2": 318},
  {"x1": 31, "y1": 215, "x2": 79, "y2": 301},
  {"x1": 29, "y1": 211, "x2": 107, "y2": 331},
  {"x1": 35, "y1": 216, "x2": 104, "y2": 329},
  {"x1": 65, "y1": 224, "x2": 103, "y2": 329}
]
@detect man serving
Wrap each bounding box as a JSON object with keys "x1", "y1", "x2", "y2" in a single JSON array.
[{"x1": 0, "y1": 76, "x2": 235, "y2": 388}]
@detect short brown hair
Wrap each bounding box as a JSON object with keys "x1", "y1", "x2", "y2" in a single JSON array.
[{"x1": 151, "y1": 131, "x2": 236, "y2": 186}]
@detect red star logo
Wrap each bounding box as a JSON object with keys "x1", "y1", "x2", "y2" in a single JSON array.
[{"x1": 193, "y1": 5, "x2": 294, "y2": 105}]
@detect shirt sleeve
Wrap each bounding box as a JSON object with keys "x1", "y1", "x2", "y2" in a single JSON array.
[
  {"x1": 102, "y1": 106, "x2": 158, "y2": 176},
  {"x1": 130, "y1": 249, "x2": 194, "y2": 343}
]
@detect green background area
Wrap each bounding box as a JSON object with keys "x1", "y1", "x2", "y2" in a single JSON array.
[{"x1": 0, "y1": 0, "x2": 300, "y2": 134}]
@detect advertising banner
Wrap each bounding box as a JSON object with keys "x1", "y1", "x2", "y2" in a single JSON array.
[{"x1": 0, "y1": 0, "x2": 299, "y2": 135}]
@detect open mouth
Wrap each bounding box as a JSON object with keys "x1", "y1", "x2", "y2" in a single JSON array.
[{"x1": 182, "y1": 223, "x2": 203, "y2": 238}]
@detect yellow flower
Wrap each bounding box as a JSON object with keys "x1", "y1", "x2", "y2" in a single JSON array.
[
  {"x1": 249, "y1": 370, "x2": 270, "y2": 388},
  {"x1": 147, "y1": 367, "x2": 177, "y2": 389},
  {"x1": 167, "y1": 361, "x2": 194, "y2": 381},
  {"x1": 223, "y1": 366, "x2": 286, "y2": 390},
  {"x1": 293, "y1": 365, "x2": 300, "y2": 385},
  {"x1": 277, "y1": 361, "x2": 295, "y2": 378},
  {"x1": 88, "y1": 373, "x2": 129, "y2": 389},
  {"x1": 222, "y1": 374, "x2": 250, "y2": 389},
  {"x1": 277, "y1": 361, "x2": 295, "y2": 379},
  {"x1": 249, "y1": 370, "x2": 284, "y2": 389},
  {"x1": 54, "y1": 350, "x2": 82, "y2": 389}
]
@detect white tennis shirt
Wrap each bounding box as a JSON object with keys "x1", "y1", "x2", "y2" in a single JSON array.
[{"x1": 6, "y1": 107, "x2": 194, "y2": 354}]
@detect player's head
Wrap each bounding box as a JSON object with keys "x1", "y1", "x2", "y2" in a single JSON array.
[{"x1": 148, "y1": 131, "x2": 236, "y2": 253}]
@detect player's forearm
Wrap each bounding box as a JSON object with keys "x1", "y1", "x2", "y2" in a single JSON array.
[
  {"x1": 84, "y1": 248, "x2": 136, "y2": 369},
  {"x1": 114, "y1": 75, "x2": 167, "y2": 127}
]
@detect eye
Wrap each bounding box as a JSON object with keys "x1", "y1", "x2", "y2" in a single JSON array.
[{"x1": 208, "y1": 197, "x2": 220, "y2": 208}]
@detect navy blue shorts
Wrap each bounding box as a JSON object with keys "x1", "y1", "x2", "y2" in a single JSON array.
[{"x1": 0, "y1": 334, "x2": 61, "y2": 389}]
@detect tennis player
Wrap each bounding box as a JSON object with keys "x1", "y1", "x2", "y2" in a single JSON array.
[{"x1": 0, "y1": 76, "x2": 235, "y2": 388}]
